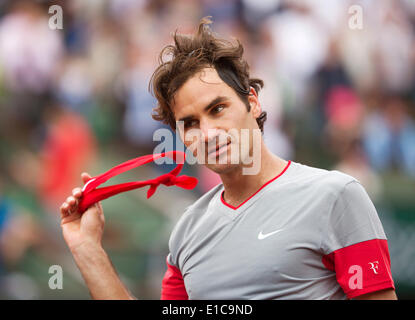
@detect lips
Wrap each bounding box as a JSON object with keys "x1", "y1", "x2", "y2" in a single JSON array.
[{"x1": 207, "y1": 140, "x2": 231, "y2": 157}]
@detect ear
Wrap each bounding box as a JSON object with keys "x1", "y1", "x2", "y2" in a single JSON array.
[{"x1": 248, "y1": 87, "x2": 261, "y2": 119}]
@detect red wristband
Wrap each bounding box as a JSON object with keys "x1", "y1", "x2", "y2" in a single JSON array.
[{"x1": 77, "y1": 151, "x2": 198, "y2": 213}]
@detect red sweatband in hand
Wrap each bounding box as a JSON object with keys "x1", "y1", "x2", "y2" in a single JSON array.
[{"x1": 77, "y1": 151, "x2": 198, "y2": 213}]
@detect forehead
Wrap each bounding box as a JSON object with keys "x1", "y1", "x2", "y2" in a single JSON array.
[{"x1": 171, "y1": 67, "x2": 235, "y2": 119}]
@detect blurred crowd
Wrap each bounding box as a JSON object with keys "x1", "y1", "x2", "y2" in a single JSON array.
[{"x1": 0, "y1": 0, "x2": 415, "y2": 299}]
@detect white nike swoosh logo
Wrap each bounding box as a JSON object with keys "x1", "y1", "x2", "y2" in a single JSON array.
[{"x1": 258, "y1": 229, "x2": 284, "y2": 240}]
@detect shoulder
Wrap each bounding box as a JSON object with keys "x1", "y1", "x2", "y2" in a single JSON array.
[{"x1": 288, "y1": 161, "x2": 359, "y2": 198}]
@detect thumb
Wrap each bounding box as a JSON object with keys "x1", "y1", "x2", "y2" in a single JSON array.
[{"x1": 81, "y1": 172, "x2": 92, "y2": 185}]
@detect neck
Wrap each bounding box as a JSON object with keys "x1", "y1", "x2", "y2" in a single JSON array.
[{"x1": 219, "y1": 141, "x2": 288, "y2": 208}]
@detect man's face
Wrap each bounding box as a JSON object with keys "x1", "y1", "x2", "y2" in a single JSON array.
[{"x1": 172, "y1": 67, "x2": 262, "y2": 174}]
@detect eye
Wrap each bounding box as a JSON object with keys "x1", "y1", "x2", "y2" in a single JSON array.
[
  {"x1": 184, "y1": 119, "x2": 198, "y2": 128},
  {"x1": 212, "y1": 104, "x2": 225, "y2": 114}
]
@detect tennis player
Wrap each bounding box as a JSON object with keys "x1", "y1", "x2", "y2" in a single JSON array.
[{"x1": 60, "y1": 17, "x2": 397, "y2": 300}]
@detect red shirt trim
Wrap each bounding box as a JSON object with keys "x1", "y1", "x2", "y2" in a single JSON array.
[
  {"x1": 160, "y1": 258, "x2": 188, "y2": 300},
  {"x1": 220, "y1": 160, "x2": 292, "y2": 210},
  {"x1": 322, "y1": 238, "x2": 395, "y2": 299}
]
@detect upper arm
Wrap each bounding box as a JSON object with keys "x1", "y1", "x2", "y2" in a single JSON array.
[
  {"x1": 160, "y1": 254, "x2": 188, "y2": 300},
  {"x1": 321, "y1": 180, "x2": 395, "y2": 299}
]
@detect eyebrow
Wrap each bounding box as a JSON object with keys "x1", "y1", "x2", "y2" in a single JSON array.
[{"x1": 178, "y1": 96, "x2": 229, "y2": 122}]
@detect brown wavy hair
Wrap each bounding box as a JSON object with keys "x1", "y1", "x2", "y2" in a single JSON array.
[{"x1": 149, "y1": 16, "x2": 267, "y2": 132}]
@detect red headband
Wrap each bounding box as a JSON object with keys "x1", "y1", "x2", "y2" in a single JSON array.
[{"x1": 78, "y1": 151, "x2": 198, "y2": 213}]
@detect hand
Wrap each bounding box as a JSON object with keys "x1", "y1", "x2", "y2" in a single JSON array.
[{"x1": 60, "y1": 172, "x2": 105, "y2": 252}]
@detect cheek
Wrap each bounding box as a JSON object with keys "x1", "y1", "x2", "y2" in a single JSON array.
[
  {"x1": 183, "y1": 131, "x2": 203, "y2": 156},
  {"x1": 177, "y1": 128, "x2": 185, "y2": 143},
  {"x1": 184, "y1": 136, "x2": 197, "y2": 149},
  {"x1": 222, "y1": 110, "x2": 245, "y2": 130},
  {"x1": 230, "y1": 113, "x2": 253, "y2": 131}
]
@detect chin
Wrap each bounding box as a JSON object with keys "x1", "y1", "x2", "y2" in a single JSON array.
[{"x1": 204, "y1": 162, "x2": 238, "y2": 175}]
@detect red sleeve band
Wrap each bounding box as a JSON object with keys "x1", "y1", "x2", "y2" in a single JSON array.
[
  {"x1": 161, "y1": 258, "x2": 188, "y2": 300},
  {"x1": 322, "y1": 239, "x2": 395, "y2": 299}
]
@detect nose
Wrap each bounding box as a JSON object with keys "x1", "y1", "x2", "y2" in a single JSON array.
[{"x1": 199, "y1": 118, "x2": 220, "y2": 144}]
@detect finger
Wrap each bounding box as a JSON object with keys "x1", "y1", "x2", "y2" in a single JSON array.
[
  {"x1": 66, "y1": 196, "x2": 77, "y2": 206},
  {"x1": 62, "y1": 203, "x2": 97, "y2": 225},
  {"x1": 61, "y1": 210, "x2": 82, "y2": 225},
  {"x1": 81, "y1": 172, "x2": 92, "y2": 185},
  {"x1": 60, "y1": 203, "x2": 66, "y2": 217},
  {"x1": 96, "y1": 202, "x2": 105, "y2": 223},
  {"x1": 66, "y1": 198, "x2": 79, "y2": 214},
  {"x1": 60, "y1": 202, "x2": 70, "y2": 217},
  {"x1": 72, "y1": 187, "x2": 82, "y2": 198}
]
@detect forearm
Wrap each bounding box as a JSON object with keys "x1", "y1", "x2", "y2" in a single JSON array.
[
  {"x1": 71, "y1": 242, "x2": 135, "y2": 300},
  {"x1": 354, "y1": 288, "x2": 397, "y2": 300}
]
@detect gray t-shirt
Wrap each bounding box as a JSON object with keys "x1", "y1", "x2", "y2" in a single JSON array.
[{"x1": 163, "y1": 161, "x2": 394, "y2": 299}]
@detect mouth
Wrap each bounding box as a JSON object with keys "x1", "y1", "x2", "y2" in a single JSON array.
[{"x1": 207, "y1": 140, "x2": 231, "y2": 158}]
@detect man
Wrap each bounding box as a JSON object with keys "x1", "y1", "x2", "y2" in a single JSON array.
[{"x1": 60, "y1": 18, "x2": 396, "y2": 300}]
